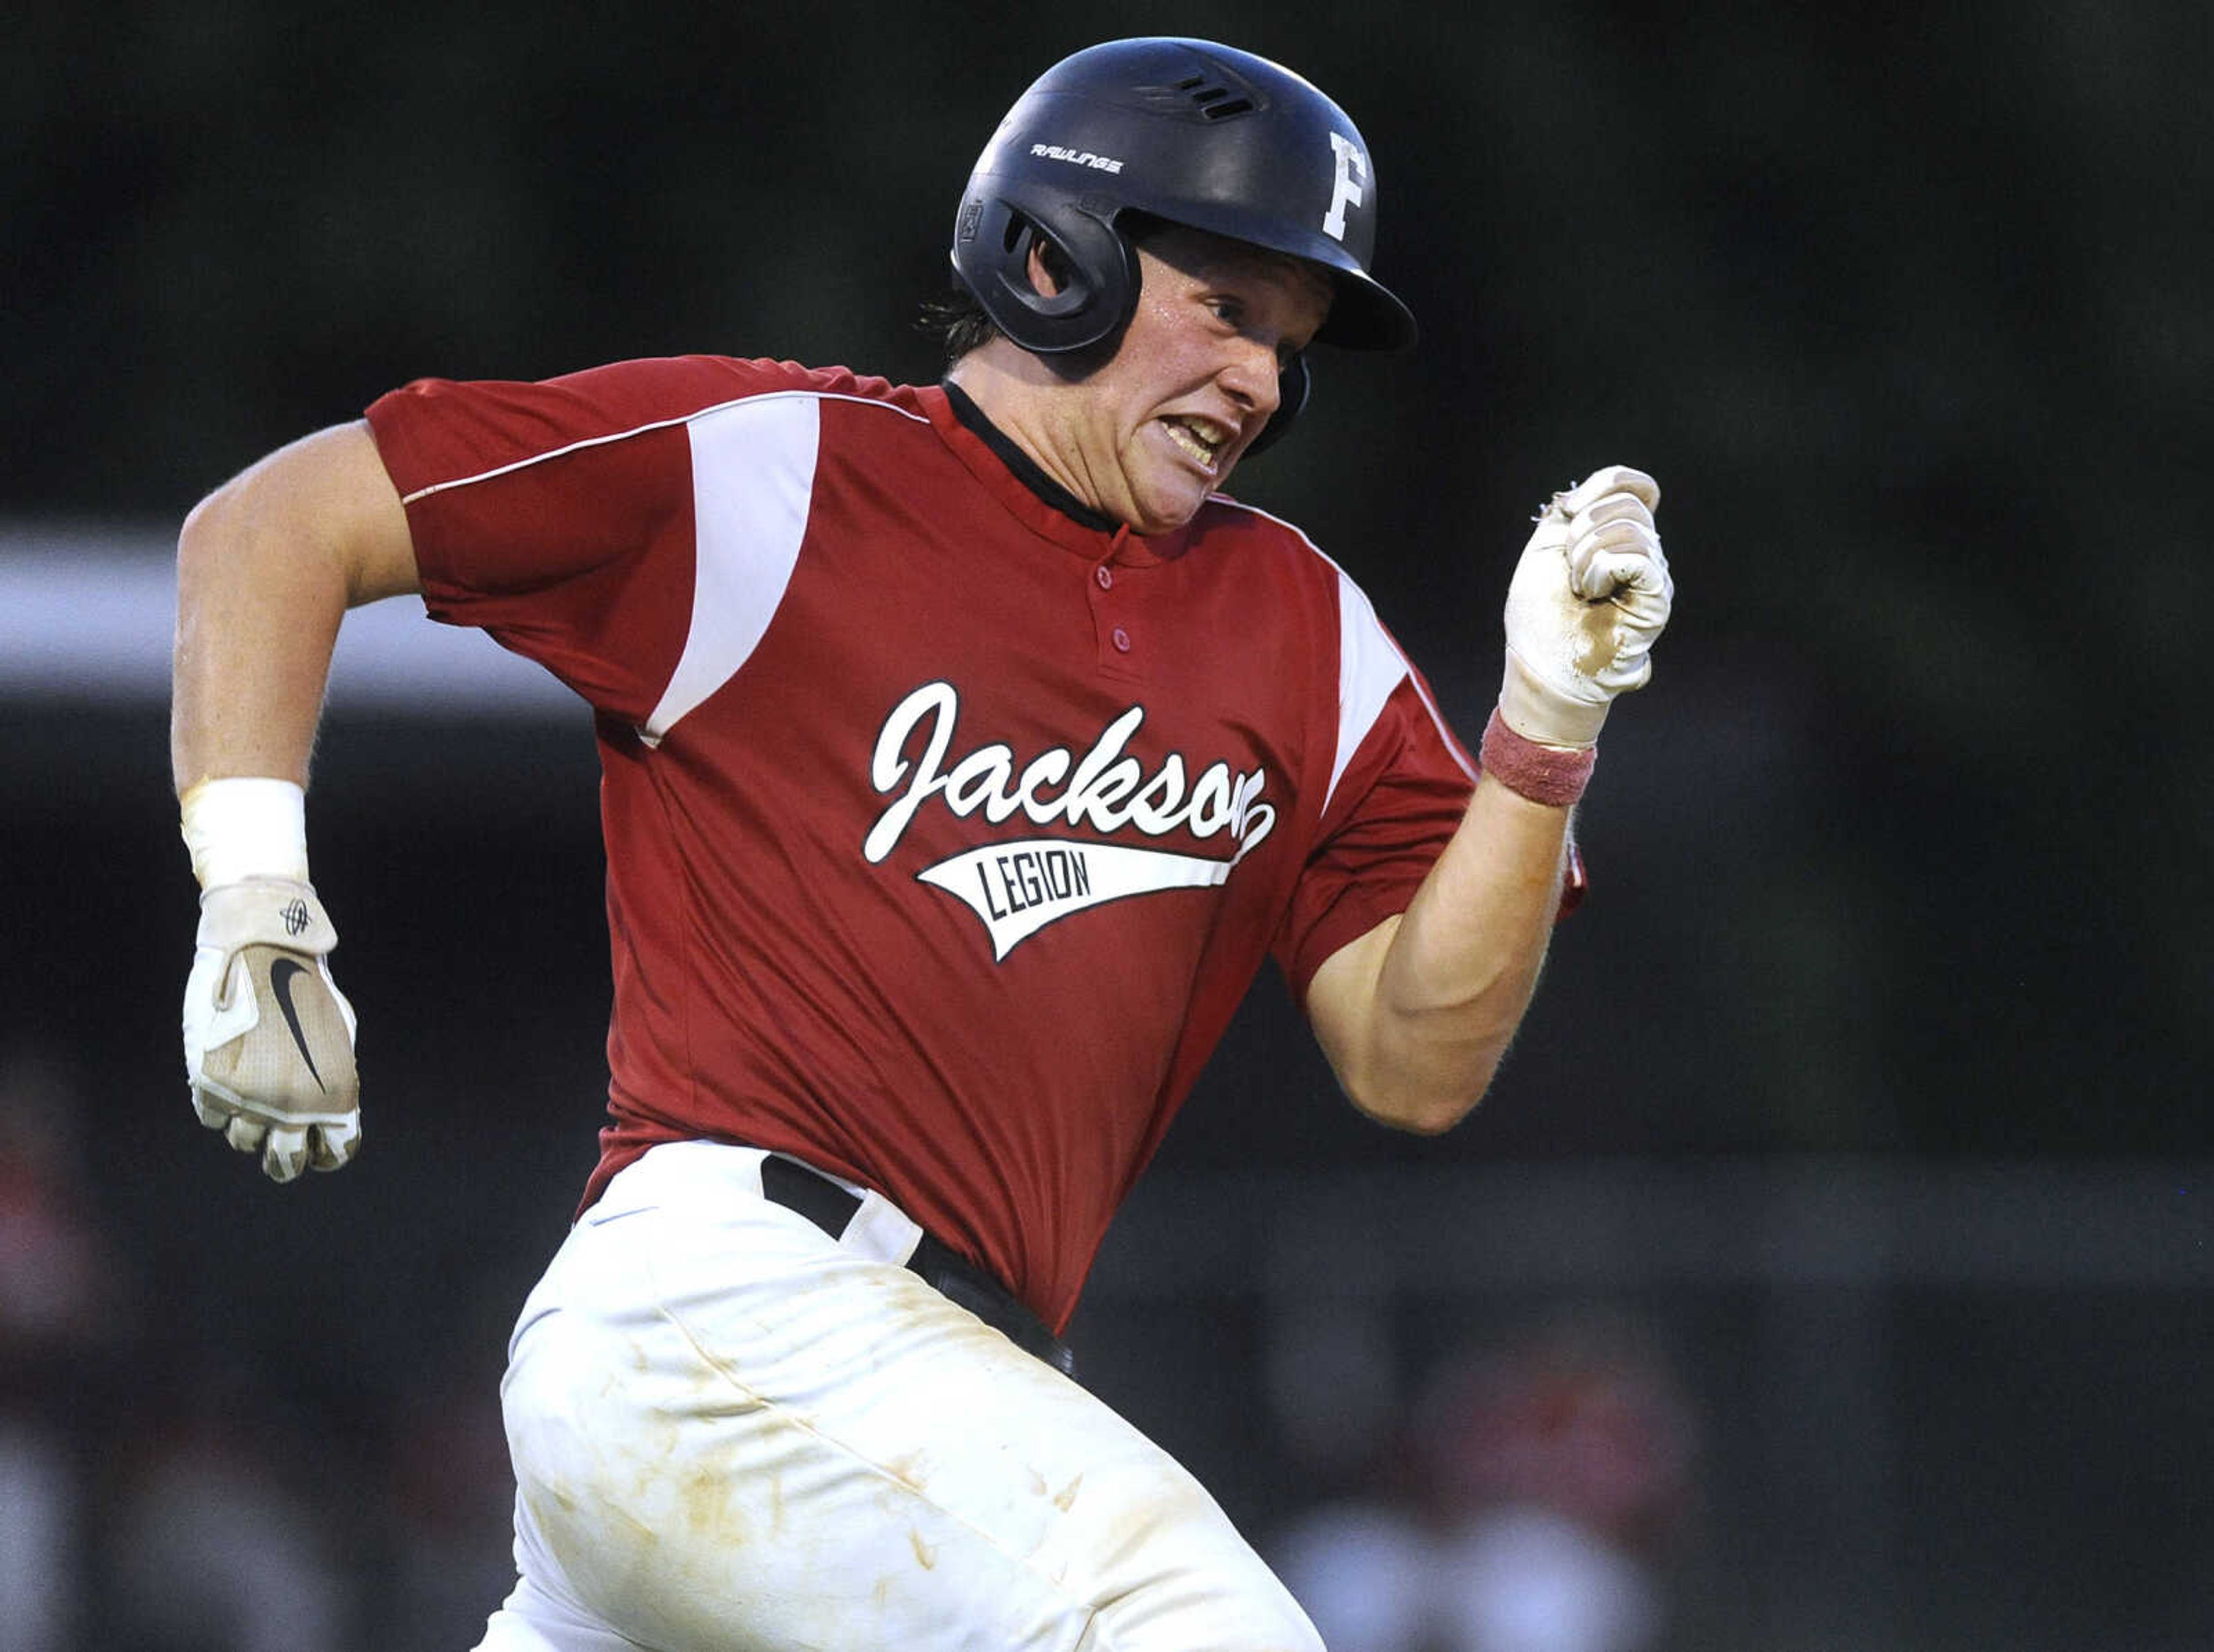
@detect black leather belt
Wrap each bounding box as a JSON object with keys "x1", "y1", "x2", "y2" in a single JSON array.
[{"x1": 759, "y1": 1153, "x2": 1076, "y2": 1378}]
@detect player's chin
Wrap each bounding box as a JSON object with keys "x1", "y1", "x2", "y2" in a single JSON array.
[
  {"x1": 1126, "y1": 453, "x2": 1221, "y2": 532},
  {"x1": 1125, "y1": 487, "x2": 1210, "y2": 536}
]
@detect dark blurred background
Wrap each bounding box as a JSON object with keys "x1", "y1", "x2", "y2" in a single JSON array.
[{"x1": 3, "y1": 3, "x2": 2208, "y2": 1649}]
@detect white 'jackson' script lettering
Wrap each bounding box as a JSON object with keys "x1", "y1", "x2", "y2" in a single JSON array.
[{"x1": 864, "y1": 681, "x2": 1274, "y2": 865}]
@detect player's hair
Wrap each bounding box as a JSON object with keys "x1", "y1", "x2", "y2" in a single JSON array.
[{"x1": 916, "y1": 288, "x2": 999, "y2": 367}]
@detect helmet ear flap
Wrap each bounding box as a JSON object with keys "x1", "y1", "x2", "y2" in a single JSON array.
[
  {"x1": 1001, "y1": 218, "x2": 1093, "y2": 325},
  {"x1": 960, "y1": 195, "x2": 1140, "y2": 356}
]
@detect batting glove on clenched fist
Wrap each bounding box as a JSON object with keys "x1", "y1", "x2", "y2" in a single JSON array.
[
  {"x1": 182, "y1": 878, "x2": 360, "y2": 1182},
  {"x1": 1500, "y1": 465, "x2": 1674, "y2": 748}
]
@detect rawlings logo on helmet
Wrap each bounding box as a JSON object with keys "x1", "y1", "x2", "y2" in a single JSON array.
[{"x1": 1030, "y1": 144, "x2": 1125, "y2": 174}]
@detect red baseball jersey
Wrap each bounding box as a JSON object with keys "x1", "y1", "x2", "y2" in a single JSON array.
[{"x1": 366, "y1": 356, "x2": 1477, "y2": 1329}]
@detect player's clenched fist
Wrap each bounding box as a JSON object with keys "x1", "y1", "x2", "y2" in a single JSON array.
[
  {"x1": 182, "y1": 877, "x2": 360, "y2": 1182},
  {"x1": 1500, "y1": 465, "x2": 1673, "y2": 749}
]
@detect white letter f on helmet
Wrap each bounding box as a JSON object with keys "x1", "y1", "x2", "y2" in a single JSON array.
[{"x1": 1323, "y1": 132, "x2": 1366, "y2": 242}]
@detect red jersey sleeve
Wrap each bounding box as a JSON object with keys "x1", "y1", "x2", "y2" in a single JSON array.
[
  {"x1": 364, "y1": 354, "x2": 835, "y2": 723},
  {"x1": 1274, "y1": 669, "x2": 1478, "y2": 1006}
]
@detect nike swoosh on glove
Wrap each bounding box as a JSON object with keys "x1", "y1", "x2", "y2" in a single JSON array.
[{"x1": 182, "y1": 878, "x2": 360, "y2": 1182}]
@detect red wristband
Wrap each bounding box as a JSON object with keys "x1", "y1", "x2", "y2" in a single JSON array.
[{"x1": 1480, "y1": 708, "x2": 1597, "y2": 806}]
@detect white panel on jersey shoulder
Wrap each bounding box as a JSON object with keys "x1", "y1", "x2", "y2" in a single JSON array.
[
  {"x1": 1327, "y1": 567, "x2": 1477, "y2": 811},
  {"x1": 1203, "y1": 496, "x2": 1466, "y2": 819},
  {"x1": 639, "y1": 395, "x2": 824, "y2": 746},
  {"x1": 1328, "y1": 568, "x2": 1415, "y2": 816}
]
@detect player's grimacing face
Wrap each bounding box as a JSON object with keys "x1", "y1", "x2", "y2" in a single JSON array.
[{"x1": 1075, "y1": 228, "x2": 1332, "y2": 534}]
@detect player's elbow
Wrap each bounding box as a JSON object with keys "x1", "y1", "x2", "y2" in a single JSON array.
[
  {"x1": 178, "y1": 422, "x2": 418, "y2": 609},
  {"x1": 1313, "y1": 985, "x2": 1511, "y2": 1136},
  {"x1": 176, "y1": 482, "x2": 236, "y2": 577},
  {"x1": 1307, "y1": 922, "x2": 1524, "y2": 1134},
  {"x1": 175, "y1": 482, "x2": 256, "y2": 637},
  {"x1": 176, "y1": 462, "x2": 288, "y2": 592},
  {"x1": 1336, "y1": 1054, "x2": 1498, "y2": 1136}
]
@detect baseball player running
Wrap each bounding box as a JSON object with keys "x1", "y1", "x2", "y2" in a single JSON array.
[{"x1": 171, "y1": 37, "x2": 1671, "y2": 1652}]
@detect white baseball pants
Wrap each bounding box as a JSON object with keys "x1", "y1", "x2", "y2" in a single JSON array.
[{"x1": 470, "y1": 1141, "x2": 1322, "y2": 1651}]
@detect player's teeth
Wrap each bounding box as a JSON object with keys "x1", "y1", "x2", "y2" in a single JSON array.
[{"x1": 1167, "y1": 419, "x2": 1221, "y2": 466}]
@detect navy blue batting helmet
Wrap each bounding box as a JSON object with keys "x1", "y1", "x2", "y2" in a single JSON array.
[{"x1": 951, "y1": 38, "x2": 1416, "y2": 454}]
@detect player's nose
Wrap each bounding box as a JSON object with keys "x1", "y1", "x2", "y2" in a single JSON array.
[{"x1": 1216, "y1": 336, "x2": 1283, "y2": 424}]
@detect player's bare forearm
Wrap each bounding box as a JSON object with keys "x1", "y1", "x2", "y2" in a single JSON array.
[
  {"x1": 171, "y1": 421, "x2": 419, "y2": 795},
  {"x1": 172, "y1": 501, "x2": 346, "y2": 792},
  {"x1": 1306, "y1": 775, "x2": 1569, "y2": 1133},
  {"x1": 1311, "y1": 463, "x2": 1673, "y2": 1134}
]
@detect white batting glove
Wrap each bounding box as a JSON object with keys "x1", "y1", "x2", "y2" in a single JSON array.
[
  {"x1": 182, "y1": 878, "x2": 361, "y2": 1182},
  {"x1": 1500, "y1": 465, "x2": 1674, "y2": 748}
]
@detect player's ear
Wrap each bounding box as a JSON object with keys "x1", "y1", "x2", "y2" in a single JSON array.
[{"x1": 1023, "y1": 230, "x2": 1072, "y2": 299}]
